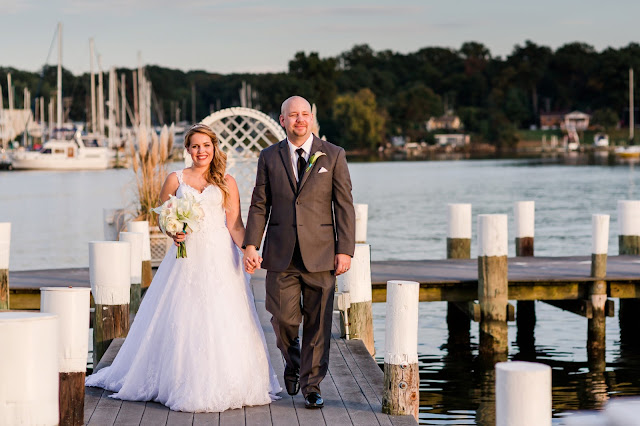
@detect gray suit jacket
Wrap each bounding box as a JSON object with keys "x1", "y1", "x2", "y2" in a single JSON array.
[{"x1": 243, "y1": 136, "x2": 356, "y2": 272}]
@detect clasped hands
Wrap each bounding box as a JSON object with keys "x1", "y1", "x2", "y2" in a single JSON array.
[
  {"x1": 242, "y1": 246, "x2": 351, "y2": 276},
  {"x1": 169, "y1": 231, "x2": 187, "y2": 246}
]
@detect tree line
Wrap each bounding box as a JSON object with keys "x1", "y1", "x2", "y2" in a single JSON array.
[{"x1": 2, "y1": 41, "x2": 639, "y2": 151}]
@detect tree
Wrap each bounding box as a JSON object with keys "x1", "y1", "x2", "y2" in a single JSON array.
[
  {"x1": 390, "y1": 84, "x2": 442, "y2": 140},
  {"x1": 591, "y1": 108, "x2": 619, "y2": 131},
  {"x1": 332, "y1": 89, "x2": 385, "y2": 150}
]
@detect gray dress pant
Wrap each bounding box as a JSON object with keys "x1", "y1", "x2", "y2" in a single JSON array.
[{"x1": 265, "y1": 244, "x2": 335, "y2": 396}]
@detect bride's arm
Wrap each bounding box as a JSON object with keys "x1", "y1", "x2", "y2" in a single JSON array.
[
  {"x1": 159, "y1": 172, "x2": 179, "y2": 202},
  {"x1": 159, "y1": 172, "x2": 184, "y2": 246},
  {"x1": 224, "y1": 175, "x2": 246, "y2": 250}
]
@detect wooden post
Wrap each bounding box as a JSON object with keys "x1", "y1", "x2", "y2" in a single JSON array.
[
  {"x1": 89, "y1": 241, "x2": 131, "y2": 367},
  {"x1": 478, "y1": 214, "x2": 509, "y2": 357},
  {"x1": 337, "y1": 244, "x2": 374, "y2": 355},
  {"x1": 355, "y1": 203, "x2": 368, "y2": 244},
  {"x1": 0, "y1": 222, "x2": 10, "y2": 310},
  {"x1": 127, "y1": 221, "x2": 152, "y2": 295},
  {"x1": 589, "y1": 214, "x2": 609, "y2": 369},
  {"x1": 103, "y1": 208, "x2": 125, "y2": 241},
  {"x1": 496, "y1": 361, "x2": 551, "y2": 426},
  {"x1": 382, "y1": 280, "x2": 419, "y2": 420},
  {"x1": 446, "y1": 204, "x2": 471, "y2": 349},
  {"x1": 618, "y1": 200, "x2": 640, "y2": 347},
  {"x1": 0, "y1": 312, "x2": 59, "y2": 425},
  {"x1": 119, "y1": 231, "x2": 143, "y2": 315},
  {"x1": 514, "y1": 201, "x2": 536, "y2": 354},
  {"x1": 40, "y1": 287, "x2": 91, "y2": 426}
]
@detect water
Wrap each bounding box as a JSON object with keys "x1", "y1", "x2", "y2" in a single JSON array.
[{"x1": 2, "y1": 156, "x2": 640, "y2": 424}]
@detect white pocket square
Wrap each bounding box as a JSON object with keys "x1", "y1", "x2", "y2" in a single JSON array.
[{"x1": 318, "y1": 167, "x2": 328, "y2": 174}]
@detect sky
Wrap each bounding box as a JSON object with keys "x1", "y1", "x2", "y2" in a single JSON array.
[{"x1": 1, "y1": 0, "x2": 639, "y2": 76}]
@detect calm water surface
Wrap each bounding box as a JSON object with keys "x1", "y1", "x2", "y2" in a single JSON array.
[{"x1": 2, "y1": 156, "x2": 640, "y2": 424}]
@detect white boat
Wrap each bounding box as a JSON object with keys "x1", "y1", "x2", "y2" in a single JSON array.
[
  {"x1": 11, "y1": 129, "x2": 109, "y2": 170},
  {"x1": 593, "y1": 133, "x2": 610, "y2": 148}
]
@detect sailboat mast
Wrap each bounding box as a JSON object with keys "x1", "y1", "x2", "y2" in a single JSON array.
[
  {"x1": 90, "y1": 38, "x2": 97, "y2": 134},
  {"x1": 631, "y1": 68, "x2": 635, "y2": 142},
  {"x1": 57, "y1": 22, "x2": 62, "y2": 130}
]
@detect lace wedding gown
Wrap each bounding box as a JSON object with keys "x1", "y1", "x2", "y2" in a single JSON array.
[{"x1": 86, "y1": 170, "x2": 281, "y2": 412}]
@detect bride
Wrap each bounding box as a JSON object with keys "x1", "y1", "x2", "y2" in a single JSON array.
[{"x1": 86, "y1": 123, "x2": 281, "y2": 412}]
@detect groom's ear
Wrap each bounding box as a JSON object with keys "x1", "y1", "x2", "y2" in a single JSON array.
[{"x1": 279, "y1": 115, "x2": 285, "y2": 127}]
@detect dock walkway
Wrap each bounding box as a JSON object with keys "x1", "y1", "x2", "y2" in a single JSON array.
[{"x1": 81, "y1": 270, "x2": 417, "y2": 426}]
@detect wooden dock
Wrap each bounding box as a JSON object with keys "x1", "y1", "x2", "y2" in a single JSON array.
[
  {"x1": 77, "y1": 270, "x2": 417, "y2": 426},
  {"x1": 9, "y1": 256, "x2": 640, "y2": 309}
]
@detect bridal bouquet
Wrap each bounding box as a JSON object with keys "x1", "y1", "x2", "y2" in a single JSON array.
[{"x1": 153, "y1": 193, "x2": 205, "y2": 258}]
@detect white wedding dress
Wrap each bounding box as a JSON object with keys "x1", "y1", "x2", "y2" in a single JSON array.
[{"x1": 86, "y1": 170, "x2": 281, "y2": 412}]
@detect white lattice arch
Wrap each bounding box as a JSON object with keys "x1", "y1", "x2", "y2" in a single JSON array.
[{"x1": 200, "y1": 107, "x2": 285, "y2": 158}]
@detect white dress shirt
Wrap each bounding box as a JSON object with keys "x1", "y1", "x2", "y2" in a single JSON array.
[{"x1": 287, "y1": 134, "x2": 314, "y2": 181}]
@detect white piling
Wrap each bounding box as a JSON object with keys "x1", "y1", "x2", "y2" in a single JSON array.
[
  {"x1": 336, "y1": 244, "x2": 374, "y2": 355},
  {"x1": 355, "y1": 203, "x2": 368, "y2": 244},
  {"x1": 477, "y1": 214, "x2": 509, "y2": 355},
  {"x1": 0, "y1": 312, "x2": 59, "y2": 425},
  {"x1": 495, "y1": 361, "x2": 551, "y2": 426},
  {"x1": 127, "y1": 220, "x2": 152, "y2": 292},
  {"x1": 514, "y1": 201, "x2": 535, "y2": 256},
  {"x1": 618, "y1": 201, "x2": 640, "y2": 346},
  {"x1": 446, "y1": 204, "x2": 472, "y2": 347},
  {"x1": 119, "y1": 231, "x2": 143, "y2": 314},
  {"x1": 0, "y1": 222, "x2": 10, "y2": 309},
  {"x1": 589, "y1": 214, "x2": 609, "y2": 365},
  {"x1": 382, "y1": 280, "x2": 420, "y2": 420},
  {"x1": 40, "y1": 287, "x2": 91, "y2": 426},
  {"x1": 89, "y1": 241, "x2": 131, "y2": 367},
  {"x1": 618, "y1": 200, "x2": 640, "y2": 254}
]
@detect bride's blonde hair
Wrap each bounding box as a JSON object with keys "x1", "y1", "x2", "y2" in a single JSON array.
[{"x1": 184, "y1": 124, "x2": 230, "y2": 208}]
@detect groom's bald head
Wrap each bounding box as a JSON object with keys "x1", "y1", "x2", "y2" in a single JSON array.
[{"x1": 281, "y1": 96, "x2": 311, "y2": 116}]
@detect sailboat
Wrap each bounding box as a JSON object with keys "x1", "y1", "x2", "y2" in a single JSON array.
[
  {"x1": 615, "y1": 68, "x2": 639, "y2": 159},
  {"x1": 11, "y1": 23, "x2": 110, "y2": 170}
]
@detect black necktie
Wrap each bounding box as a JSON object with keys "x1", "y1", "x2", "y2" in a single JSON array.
[{"x1": 296, "y1": 148, "x2": 306, "y2": 184}]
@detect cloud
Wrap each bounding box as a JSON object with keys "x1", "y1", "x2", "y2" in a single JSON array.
[{"x1": 202, "y1": 4, "x2": 422, "y2": 21}]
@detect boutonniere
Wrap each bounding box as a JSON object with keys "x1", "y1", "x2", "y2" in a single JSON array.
[{"x1": 306, "y1": 151, "x2": 326, "y2": 172}]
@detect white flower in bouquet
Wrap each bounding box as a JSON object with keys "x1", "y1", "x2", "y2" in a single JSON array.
[{"x1": 153, "y1": 193, "x2": 204, "y2": 258}]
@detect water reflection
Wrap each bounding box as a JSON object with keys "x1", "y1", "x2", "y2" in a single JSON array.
[{"x1": 375, "y1": 302, "x2": 640, "y2": 425}]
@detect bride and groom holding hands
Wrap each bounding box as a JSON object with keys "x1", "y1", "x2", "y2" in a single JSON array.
[{"x1": 86, "y1": 95, "x2": 356, "y2": 413}]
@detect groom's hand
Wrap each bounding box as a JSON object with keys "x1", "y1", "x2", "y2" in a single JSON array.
[
  {"x1": 334, "y1": 254, "x2": 351, "y2": 276},
  {"x1": 243, "y1": 245, "x2": 262, "y2": 274}
]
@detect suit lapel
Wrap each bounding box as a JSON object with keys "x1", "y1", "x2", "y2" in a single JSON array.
[
  {"x1": 278, "y1": 140, "x2": 298, "y2": 194},
  {"x1": 298, "y1": 136, "x2": 324, "y2": 193}
]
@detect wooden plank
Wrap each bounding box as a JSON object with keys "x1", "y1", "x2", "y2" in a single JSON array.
[
  {"x1": 193, "y1": 412, "x2": 221, "y2": 426},
  {"x1": 167, "y1": 410, "x2": 194, "y2": 426},
  {"x1": 84, "y1": 387, "x2": 106, "y2": 424},
  {"x1": 7, "y1": 290, "x2": 39, "y2": 310},
  {"x1": 333, "y1": 338, "x2": 391, "y2": 426},
  {"x1": 244, "y1": 403, "x2": 271, "y2": 426},
  {"x1": 114, "y1": 400, "x2": 146, "y2": 425},
  {"x1": 93, "y1": 337, "x2": 125, "y2": 373},
  {"x1": 291, "y1": 393, "x2": 325, "y2": 425},
  {"x1": 87, "y1": 391, "x2": 122, "y2": 426},
  {"x1": 139, "y1": 402, "x2": 169, "y2": 426},
  {"x1": 316, "y1": 369, "x2": 351, "y2": 425},
  {"x1": 327, "y1": 338, "x2": 381, "y2": 425},
  {"x1": 219, "y1": 407, "x2": 245, "y2": 426}
]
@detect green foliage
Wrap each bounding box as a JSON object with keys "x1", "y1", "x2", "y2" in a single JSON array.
[
  {"x1": 332, "y1": 89, "x2": 385, "y2": 150},
  {"x1": 3, "y1": 40, "x2": 639, "y2": 150},
  {"x1": 591, "y1": 108, "x2": 619, "y2": 131}
]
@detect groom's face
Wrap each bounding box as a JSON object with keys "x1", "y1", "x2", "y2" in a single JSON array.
[{"x1": 280, "y1": 98, "x2": 313, "y2": 142}]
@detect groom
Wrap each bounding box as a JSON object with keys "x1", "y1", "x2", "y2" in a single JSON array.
[{"x1": 243, "y1": 95, "x2": 355, "y2": 409}]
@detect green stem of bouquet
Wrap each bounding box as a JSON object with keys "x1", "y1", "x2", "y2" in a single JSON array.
[{"x1": 176, "y1": 223, "x2": 188, "y2": 259}]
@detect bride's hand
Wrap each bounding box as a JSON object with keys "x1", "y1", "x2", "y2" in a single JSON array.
[{"x1": 171, "y1": 231, "x2": 186, "y2": 246}]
